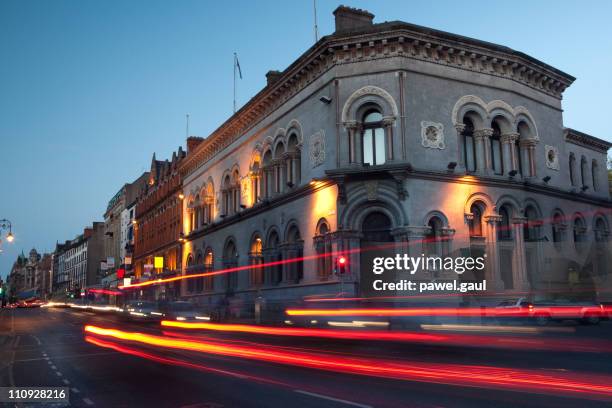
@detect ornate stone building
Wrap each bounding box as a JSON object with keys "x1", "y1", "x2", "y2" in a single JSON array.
[
  {"x1": 8, "y1": 249, "x2": 53, "y2": 300},
  {"x1": 179, "y1": 6, "x2": 611, "y2": 313}
]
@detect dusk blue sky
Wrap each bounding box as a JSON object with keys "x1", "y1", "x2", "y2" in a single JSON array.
[{"x1": 1, "y1": 0, "x2": 611, "y2": 280}]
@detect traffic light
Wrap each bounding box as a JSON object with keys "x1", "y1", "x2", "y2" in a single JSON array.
[{"x1": 335, "y1": 255, "x2": 347, "y2": 275}]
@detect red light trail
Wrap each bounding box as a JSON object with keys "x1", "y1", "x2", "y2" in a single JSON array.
[
  {"x1": 84, "y1": 325, "x2": 612, "y2": 400},
  {"x1": 285, "y1": 305, "x2": 611, "y2": 318},
  {"x1": 160, "y1": 320, "x2": 612, "y2": 353}
]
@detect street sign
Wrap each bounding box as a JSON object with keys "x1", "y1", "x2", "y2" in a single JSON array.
[{"x1": 154, "y1": 257, "x2": 164, "y2": 269}]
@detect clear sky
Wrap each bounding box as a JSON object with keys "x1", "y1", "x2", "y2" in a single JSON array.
[{"x1": 1, "y1": 0, "x2": 611, "y2": 280}]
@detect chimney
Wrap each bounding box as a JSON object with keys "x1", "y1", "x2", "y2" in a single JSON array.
[
  {"x1": 186, "y1": 136, "x2": 204, "y2": 153},
  {"x1": 83, "y1": 228, "x2": 93, "y2": 239},
  {"x1": 333, "y1": 6, "x2": 374, "y2": 33},
  {"x1": 266, "y1": 70, "x2": 282, "y2": 86}
]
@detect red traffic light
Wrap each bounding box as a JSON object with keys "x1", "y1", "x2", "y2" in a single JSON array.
[{"x1": 338, "y1": 256, "x2": 347, "y2": 265}]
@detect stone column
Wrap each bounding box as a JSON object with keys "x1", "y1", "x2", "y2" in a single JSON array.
[
  {"x1": 382, "y1": 116, "x2": 395, "y2": 162},
  {"x1": 484, "y1": 215, "x2": 503, "y2": 291},
  {"x1": 474, "y1": 128, "x2": 493, "y2": 174},
  {"x1": 454, "y1": 123, "x2": 466, "y2": 170},
  {"x1": 519, "y1": 139, "x2": 538, "y2": 178},
  {"x1": 344, "y1": 121, "x2": 359, "y2": 166},
  {"x1": 501, "y1": 132, "x2": 519, "y2": 175},
  {"x1": 511, "y1": 217, "x2": 529, "y2": 291}
]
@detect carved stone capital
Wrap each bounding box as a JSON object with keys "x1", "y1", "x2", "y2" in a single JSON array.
[
  {"x1": 381, "y1": 116, "x2": 396, "y2": 127},
  {"x1": 511, "y1": 217, "x2": 528, "y2": 225},
  {"x1": 519, "y1": 138, "x2": 538, "y2": 147},
  {"x1": 453, "y1": 123, "x2": 466, "y2": 134},
  {"x1": 501, "y1": 132, "x2": 520, "y2": 144},
  {"x1": 474, "y1": 128, "x2": 494, "y2": 140},
  {"x1": 343, "y1": 120, "x2": 359, "y2": 131},
  {"x1": 485, "y1": 215, "x2": 503, "y2": 224}
]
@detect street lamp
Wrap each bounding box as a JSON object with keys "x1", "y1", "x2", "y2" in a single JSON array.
[{"x1": 0, "y1": 219, "x2": 14, "y2": 244}]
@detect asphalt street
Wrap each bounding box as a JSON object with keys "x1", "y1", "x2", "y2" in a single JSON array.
[{"x1": 1, "y1": 307, "x2": 611, "y2": 408}]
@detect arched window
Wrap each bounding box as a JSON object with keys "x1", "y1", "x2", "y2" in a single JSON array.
[
  {"x1": 188, "y1": 199, "x2": 195, "y2": 233},
  {"x1": 524, "y1": 206, "x2": 540, "y2": 242},
  {"x1": 264, "y1": 230, "x2": 282, "y2": 285},
  {"x1": 580, "y1": 156, "x2": 588, "y2": 188},
  {"x1": 462, "y1": 117, "x2": 476, "y2": 172},
  {"x1": 195, "y1": 251, "x2": 204, "y2": 293},
  {"x1": 514, "y1": 126, "x2": 523, "y2": 175},
  {"x1": 273, "y1": 142, "x2": 285, "y2": 193},
  {"x1": 222, "y1": 239, "x2": 238, "y2": 291},
  {"x1": 362, "y1": 212, "x2": 393, "y2": 242},
  {"x1": 186, "y1": 253, "x2": 195, "y2": 293},
  {"x1": 284, "y1": 225, "x2": 304, "y2": 283},
  {"x1": 592, "y1": 160, "x2": 599, "y2": 191},
  {"x1": 469, "y1": 203, "x2": 483, "y2": 237},
  {"x1": 490, "y1": 121, "x2": 504, "y2": 175},
  {"x1": 497, "y1": 206, "x2": 512, "y2": 241},
  {"x1": 231, "y1": 169, "x2": 240, "y2": 213},
  {"x1": 250, "y1": 156, "x2": 261, "y2": 206},
  {"x1": 286, "y1": 132, "x2": 301, "y2": 188},
  {"x1": 552, "y1": 212, "x2": 565, "y2": 248},
  {"x1": 315, "y1": 219, "x2": 332, "y2": 280},
  {"x1": 569, "y1": 153, "x2": 577, "y2": 186},
  {"x1": 362, "y1": 110, "x2": 385, "y2": 166},
  {"x1": 262, "y1": 150, "x2": 273, "y2": 198},
  {"x1": 573, "y1": 216, "x2": 587, "y2": 252},
  {"x1": 203, "y1": 248, "x2": 214, "y2": 291},
  {"x1": 426, "y1": 216, "x2": 444, "y2": 256},
  {"x1": 203, "y1": 182, "x2": 214, "y2": 225},
  {"x1": 594, "y1": 217, "x2": 610, "y2": 277},
  {"x1": 249, "y1": 236, "x2": 263, "y2": 286},
  {"x1": 222, "y1": 174, "x2": 232, "y2": 216},
  {"x1": 194, "y1": 194, "x2": 201, "y2": 229}
]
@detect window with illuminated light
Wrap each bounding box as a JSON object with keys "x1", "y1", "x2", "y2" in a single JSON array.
[
  {"x1": 249, "y1": 235, "x2": 264, "y2": 286},
  {"x1": 315, "y1": 219, "x2": 332, "y2": 280}
]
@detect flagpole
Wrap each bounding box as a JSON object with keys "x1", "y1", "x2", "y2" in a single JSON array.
[
  {"x1": 185, "y1": 114, "x2": 190, "y2": 138},
  {"x1": 233, "y1": 52, "x2": 237, "y2": 114},
  {"x1": 313, "y1": 0, "x2": 319, "y2": 42}
]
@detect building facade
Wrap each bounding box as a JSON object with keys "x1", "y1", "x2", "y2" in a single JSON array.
[
  {"x1": 103, "y1": 173, "x2": 149, "y2": 284},
  {"x1": 132, "y1": 145, "x2": 191, "y2": 298},
  {"x1": 62, "y1": 223, "x2": 105, "y2": 292},
  {"x1": 177, "y1": 6, "x2": 611, "y2": 314},
  {"x1": 7, "y1": 249, "x2": 52, "y2": 300}
]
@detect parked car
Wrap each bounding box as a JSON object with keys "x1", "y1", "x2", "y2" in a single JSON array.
[{"x1": 530, "y1": 299, "x2": 605, "y2": 325}]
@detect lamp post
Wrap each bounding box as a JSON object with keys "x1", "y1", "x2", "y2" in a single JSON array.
[{"x1": 0, "y1": 219, "x2": 14, "y2": 245}]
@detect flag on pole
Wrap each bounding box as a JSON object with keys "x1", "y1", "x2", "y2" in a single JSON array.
[{"x1": 235, "y1": 54, "x2": 243, "y2": 79}]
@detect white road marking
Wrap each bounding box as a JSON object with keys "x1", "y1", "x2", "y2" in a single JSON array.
[
  {"x1": 31, "y1": 335, "x2": 42, "y2": 346},
  {"x1": 63, "y1": 379, "x2": 70, "y2": 385},
  {"x1": 50, "y1": 364, "x2": 56, "y2": 369},
  {"x1": 55, "y1": 371, "x2": 62, "y2": 377},
  {"x1": 294, "y1": 390, "x2": 373, "y2": 408},
  {"x1": 82, "y1": 397, "x2": 94, "y2": 405},
  {"x1": 71, "y1": 388, "x2": 80, "y2": 393}
]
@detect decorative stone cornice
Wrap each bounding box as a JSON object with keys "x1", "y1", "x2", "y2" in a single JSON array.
[
  {"x1": 180, "y1": 20, "x2": 575, "y2": 178},
  {"x1": 564, "y1": 128, "x2": 612, "y2": 154}
]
